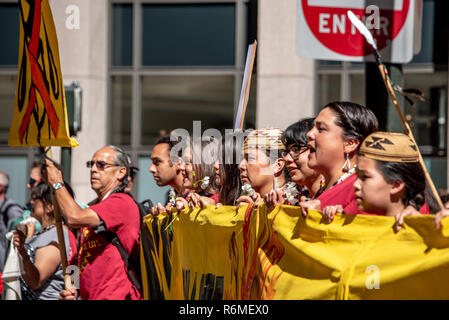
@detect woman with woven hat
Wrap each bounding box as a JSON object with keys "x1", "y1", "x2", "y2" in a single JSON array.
[
  {"x1": 237, "y1": 128, "x2": 289, "y2": 207},
  {"x1": 299, "y1": 101, "x2": 379, "y2": 216},
  {"x1": 320, "y1": 131, "x2": 427, "y2": 231}
]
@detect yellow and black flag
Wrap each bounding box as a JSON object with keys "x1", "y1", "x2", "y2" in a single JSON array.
[{"x1": 8, "y1": 0, "x2": 78, "y2": 147}]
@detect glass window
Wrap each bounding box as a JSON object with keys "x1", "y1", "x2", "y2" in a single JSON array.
[
  {"x1": 141, "y1": 75, "x2": 235, "y2": 145},
  {"x1": 318, "y1": 74, "x2": 340, "y2": 107},
  {"x1": 112, "y1": 4, "x2": 133, "y2": 66},
  {"x1": 142, "y1": 4, "x2": 235, "y2": 66},
  {"x1": 350, "y1": 74, "x2": 365, "y2": 106},
  {"x1": 410, "y1": 0, "x2": 435, "y2": 63},
  {"x1": 404, "y1": 71, "x2": 448, "y2": 155},
  {"x1": 137, "y1": 156, "x2": 170, "y2": 205},
  {"x1": 0, "y1": 75, "x2": 17, "y2": 144},
  {"x1": 111, "y1": 76, "x2": 132, "y2": 145},
  {"x1": 0, "y1": 4, "x2": 19, "y2": 65}
]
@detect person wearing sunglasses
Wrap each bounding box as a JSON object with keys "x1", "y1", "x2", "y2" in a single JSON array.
[
  {"x1": 281, "y1": 119, "x2": 324, "y2": 199},
  {"x1": 27, "y1": 162, "x2": 42, "y2": 190},
  {"x1": 12, "y1": 161, "x2": 50, "y2": 239},
  {"x1": 44, "y1": 145, "x2": 142, "y2": 300},
  {"x1": 12, "y1": 182, "x2": 77, "y2": 300}
]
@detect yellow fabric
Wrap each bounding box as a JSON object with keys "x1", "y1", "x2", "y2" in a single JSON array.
[
  {"x1": 9, "y1": 0, "x2": 78, "y2": 148},
  {"x1": 140, "y1": 205, "x2": 449, "y2": 300}
]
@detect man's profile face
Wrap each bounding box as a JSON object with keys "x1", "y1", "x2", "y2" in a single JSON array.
[
  {"x1": 90, "y1": 147, "x2": 124, "y2": 193},
  {"x1": 28, "y1": 167, "x2": 42, "y2": 189},
  {"x1": 149, "y1": 143, "x2": 178, "y2": 187}
]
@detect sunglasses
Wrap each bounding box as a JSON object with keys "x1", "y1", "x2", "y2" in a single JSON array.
[
  {"x1": 29, "y1": 177, "x2": 40, "y2": 186},
  {"x1": 281, "y1": 144, "x2": 309, "y2": 159},
  {"x1": 86, "y1": 160, "x2": 120, "y2": 171}
]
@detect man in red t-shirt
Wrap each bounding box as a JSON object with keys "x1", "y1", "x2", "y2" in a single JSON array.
[{"x1": 44, "y1": 146, "x2": 142, "y2": 300}]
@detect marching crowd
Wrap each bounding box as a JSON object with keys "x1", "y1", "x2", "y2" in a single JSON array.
[{"x1": 1, "y1": 100, "x2": 449, "y2": 300}]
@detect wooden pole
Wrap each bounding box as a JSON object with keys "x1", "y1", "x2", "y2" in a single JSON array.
[
  {"x1": 377, "y1": 64, "x2": 444, "y2": 211},
  {"x1": 44, "y1": 147, "x2": 73, "y2": 290}
]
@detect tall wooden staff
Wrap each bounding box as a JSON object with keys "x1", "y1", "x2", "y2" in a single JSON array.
[
  {"x1": 347, "y1": 11, "x2": 444, "y2": 211},
  {"x1": 43, "y1": 148, "x2": 73, "y2": 290}
]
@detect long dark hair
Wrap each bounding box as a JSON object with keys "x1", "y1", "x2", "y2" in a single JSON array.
[
  {"x1": 325, "y1": 101, "x2": 379, "y2": 149},
  {"x1": 218, "y1": 134, "x2": 242, "y2": 205},
  {"x1": 375, "y1": 161, "x2": 425, "y2": 210}
]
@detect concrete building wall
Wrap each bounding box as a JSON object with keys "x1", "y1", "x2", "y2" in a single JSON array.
[{"x1": 256, "y1": 0, "x2": 316, "y2": 129}]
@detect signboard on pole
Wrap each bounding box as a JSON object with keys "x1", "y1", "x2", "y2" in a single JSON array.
[{"x1": 296, "y1": 0, "x2": 422, "y2": 63}]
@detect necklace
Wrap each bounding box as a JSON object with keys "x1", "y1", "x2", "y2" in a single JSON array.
[
  {"x1": 313, "y1": 167, "x2": 356, "y2": 199},
  {"x1": 32, "y1": 223, "x2": 56, "y2": 237}
]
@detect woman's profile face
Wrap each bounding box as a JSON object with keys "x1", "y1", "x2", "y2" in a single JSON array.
[
  {"x1": 213, "y1": 161, "x2": 223, "y2": 186},
  {"x1": 306, "y1": 107, "x2": 346, "y2": 172},
  {"x1": 30, "y1": 195, "x2": 50, "y2": 223},
  {"x1": 283, "y1": 144, "x2": 317, "y2": 187},
  {"x1": 180, "y1": 147, "x2": 194, "y2": 188},
  {"x1": 238, "y1": 148, "x2": 274, "y2": 194}
]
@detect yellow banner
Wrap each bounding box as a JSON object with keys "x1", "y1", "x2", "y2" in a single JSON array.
[
  {"x1": 9, "y1": 0, "x2": 78, "y2": 147},
  {"x1": 140, "y1": 204, "x2": 449, "y2": 300}
]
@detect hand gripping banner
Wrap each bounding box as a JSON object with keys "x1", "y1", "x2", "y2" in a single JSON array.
[
  {"x1": 140, "y1": 204, "x2": 449, "y2": 300},
  {"x1": 8, "y1": 0, "x2": 78, "y2": 147}
]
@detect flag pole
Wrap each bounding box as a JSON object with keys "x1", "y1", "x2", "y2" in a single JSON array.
[
  {"x1": 347, "y1": 11, "x2": 444, "y2": 211},
  {"x1": 43, "y1": 147, "x2": 73, "y2": 290}
]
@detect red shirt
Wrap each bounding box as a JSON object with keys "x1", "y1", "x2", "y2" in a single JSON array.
[
  {"x1": 316, "y1": 174, "x2": 363, "y2": 215},
  {"x1": 78, "y1": 193, "x2": 142, "y2": 300},
  {"x1": 209, "y1": 193, "x2": 219, "y2": 204}
]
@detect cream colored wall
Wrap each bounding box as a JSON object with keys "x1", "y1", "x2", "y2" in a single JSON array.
[
  {"x1": 256, "y1": 0, "x2": 316, "y2": 130},
  {"x1": 49, "y1": 0, "x2": 108, "y2": 204}
]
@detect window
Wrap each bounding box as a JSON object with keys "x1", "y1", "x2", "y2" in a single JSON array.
[
  {"x1": 0, "y1": 3, "x2": 19, "y2": 66},
  {"x1": 110, "y1": 0, "x2": 257, "y2": 201}
]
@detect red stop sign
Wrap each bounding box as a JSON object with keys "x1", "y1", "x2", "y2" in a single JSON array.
[{"x1": 301, "y1": 0, "x2": 410, "y2": 57}]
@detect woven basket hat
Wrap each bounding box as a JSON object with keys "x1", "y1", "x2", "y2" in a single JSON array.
[
  {"x1": 359, "y1": 131, "x2": 419, "y2": 163},
  {"x1": 243, "y1": 128, "x2": 286, "y2": 151}
]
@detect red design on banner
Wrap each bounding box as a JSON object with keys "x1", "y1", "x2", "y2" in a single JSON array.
[{"x1": 18, "y1": 0, "x2": 59, "y2": 144}]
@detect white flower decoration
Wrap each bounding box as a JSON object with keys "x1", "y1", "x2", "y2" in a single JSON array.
[
  {"x1": 169, "y1": 188, "x2": 177, "y2": 205},
  {"x1": 283, "y1": 182, "x2": 299, "y2": 205},
  {"x1": 241, "y1": 184, "x2": 255, "y2": 197},
  {"x1": 200, "y1": 176, "x2": 210, "y2": 190}
]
